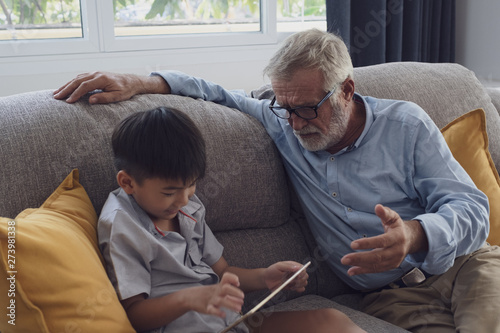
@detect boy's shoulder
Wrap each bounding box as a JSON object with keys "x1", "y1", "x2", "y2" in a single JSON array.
[
  {"x1": 98, "y1": 188, "x2": 149, "y2": 231},
  {"x1": 99, "y1": 188, "x2": 132, "y2": 220}
]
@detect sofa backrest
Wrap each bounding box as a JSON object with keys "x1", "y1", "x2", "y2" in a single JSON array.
[
  {"x1": 5, "y1": 62, "x2": 497, "y2": 220},
  {"x1": 353, "y1": 62, "x2": 500, "y2": 168},
  {"x1": 486, "y1": 87, "x2": 500, "y2": 118},
  {"x1": 252, "y1": 62, "x2": 500, "y2": 170},
  {"x1": 0, "y1": 92, "x2": 290, "y2": 232}
]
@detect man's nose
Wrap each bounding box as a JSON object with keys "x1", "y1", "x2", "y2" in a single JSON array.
[{"x1": 288, "y1": 112, "x2": 308, "y2": 131}]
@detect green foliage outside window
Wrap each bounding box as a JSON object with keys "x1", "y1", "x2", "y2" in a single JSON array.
[
  {"x1": 1, "y1": 0, "x2": 325, "y2": 27},
  {"x1": 0, "y1": 0, "x2": 81, "y2": 26}
]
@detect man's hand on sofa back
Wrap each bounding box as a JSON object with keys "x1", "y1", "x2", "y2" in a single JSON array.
[{"x1": 53, "y1": 71, "x2": 170, "y2": 104}]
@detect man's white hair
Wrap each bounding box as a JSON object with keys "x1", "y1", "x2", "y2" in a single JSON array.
[{"x1": 264, "y1": 29, "x2": 354, "y2": 93}]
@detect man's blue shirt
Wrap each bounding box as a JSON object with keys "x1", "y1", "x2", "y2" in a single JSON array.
[{"x1": 155, "y1": 70, "x2": 489, "y2": 290}]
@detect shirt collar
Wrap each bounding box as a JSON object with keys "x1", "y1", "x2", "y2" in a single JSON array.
[
  {"x1": 115, "y1": 188, "x2": 202, "y2": 238},
  {"x1": 179, "y1": 197, "x2": 202, "y2": 219},
  {"x1": 331, "y1": 93, "x2": 373, "y2": 156}
]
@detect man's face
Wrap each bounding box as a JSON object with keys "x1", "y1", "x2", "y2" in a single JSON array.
[{"x1": 271, "y1": 69, "x2": 349, "y2": 152}]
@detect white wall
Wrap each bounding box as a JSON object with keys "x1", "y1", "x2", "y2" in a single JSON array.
[
  {"x1": 455, "y1": 0, "x2": 500, "y2": 86},
  {"x1": 0, "y1": 44, "x2": 277, "y2": 97}
]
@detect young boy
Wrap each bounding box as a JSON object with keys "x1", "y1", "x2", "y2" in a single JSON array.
[{"x1": 98, "y1": 107, "x2": 365, "y2": 333}]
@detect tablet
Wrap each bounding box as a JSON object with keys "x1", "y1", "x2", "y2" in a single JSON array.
[{"x1": 219, "y1": 261, "x2": 311, "y2": 333}]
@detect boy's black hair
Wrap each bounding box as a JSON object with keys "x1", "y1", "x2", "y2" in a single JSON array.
[{"x1": 112, "y1": 107, "x2": 206, "y2": 184}]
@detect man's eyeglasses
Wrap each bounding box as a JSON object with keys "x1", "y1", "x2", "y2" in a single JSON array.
[{"x1": 269, "y1": 87, "x2": 337, "y2": 120}]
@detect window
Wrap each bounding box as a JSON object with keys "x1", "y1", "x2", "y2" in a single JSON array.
[
  {"x1": 0, "y1": 0, "x2": 83, "y2": 41},
  {"x1": 1, "y1": 0, "x2": 325, "y2": 57},
  {"x1": 113, "y1": 0, "x2": 261, "y2": 37},
  {"x1": 0, "y1": 0, "x2": 99, "y2": 56},
  {"x1": 277, "y1": 0, "x2": 326, "y2": 32}
]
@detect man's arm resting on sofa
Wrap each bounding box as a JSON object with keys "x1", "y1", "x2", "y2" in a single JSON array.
[{"x1": 53, "y1": 71, "x2": 171, "y2": 104}]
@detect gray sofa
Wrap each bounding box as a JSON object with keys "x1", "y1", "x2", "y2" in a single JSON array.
[{"x1": 1, "y1": 62, "x2": 499, "y2": 333}]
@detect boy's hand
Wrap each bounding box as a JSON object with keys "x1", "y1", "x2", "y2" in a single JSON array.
[
  {"x1": 263, "y1": 261, "x2": 308, "y2": 293},
  {"x1": 196, "y1": 272, "x2": 245, "y2": 318},
  {"x1": 119, "y1": 272, "x2": 243, "y2": 331}
]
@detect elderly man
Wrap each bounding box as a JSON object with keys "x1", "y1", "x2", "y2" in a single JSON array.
[{"x1": 54, "y1": 29, "x2": 500, "y2": 332}]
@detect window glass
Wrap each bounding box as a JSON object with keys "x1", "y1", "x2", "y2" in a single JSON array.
[
  {"x1": 113, "y1": 0, "x2": 261, "y2": 37},
  {"x1": 0, "y1": 0, "x2": 82, "y2": 41},
  {"x1": 277, "y1": 0, "x2": 326, "y2": 32}
]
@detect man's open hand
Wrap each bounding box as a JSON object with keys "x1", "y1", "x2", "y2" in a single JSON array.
[{"x1": 341, "y1": 204, "x2": 428, "y2": 276}]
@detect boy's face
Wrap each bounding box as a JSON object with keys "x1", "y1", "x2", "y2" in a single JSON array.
[{"x1": 121, "y1": 173, "x2": 196, "y2": 223}]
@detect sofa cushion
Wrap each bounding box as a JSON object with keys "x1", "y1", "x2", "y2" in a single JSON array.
[
  {"x1": 257, "y1": 294, "x2": 409, "y2": 332},
  {"x1": 0, "y1": 170, "x2": 134, "y2": 333},
  {"x1": 441, "y1": 109, "x2": 500, "y2": 245}
]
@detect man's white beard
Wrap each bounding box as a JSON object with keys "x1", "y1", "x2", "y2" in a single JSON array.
[{"x1": 293, "y1": 103, "x2": 349, "y2": 152}]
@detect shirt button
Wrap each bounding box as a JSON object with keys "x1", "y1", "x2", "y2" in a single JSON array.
[
  {"x1": 330, "y1": 157, "x2": 335, "y2": 162},
  {"x1": 332, "y1": 192, "x2": 337, "y2": 197},
  {"x1": 347, "y1": 207, "x2": 352, "y2": 212}
]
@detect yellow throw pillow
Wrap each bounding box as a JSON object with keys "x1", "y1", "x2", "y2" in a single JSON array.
[
  {"x1": 441, "y1": 108, "x2": 500, "y2": 245},
  {"x1": 0, "y1": 169, "x2": 134, "y2": 333}
]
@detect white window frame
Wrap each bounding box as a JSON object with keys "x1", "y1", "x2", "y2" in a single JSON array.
[
  {"x1": 0, "y1": 0, "x2": 278, "y2": 58},
  {"x1": 0, "y1": 0, "x2": 100, "y2": 57},
  {"x1": 101, "y1": 1, "x2": 277, "y2": 52}
]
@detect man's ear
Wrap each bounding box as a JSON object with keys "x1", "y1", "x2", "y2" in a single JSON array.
[
  {"x1": 341, "y1": 77, "x2": 355, "y2": 105},
  {"x1": 117, "y1": 170, "x2": 136, "y2": 195}
]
